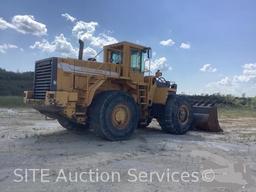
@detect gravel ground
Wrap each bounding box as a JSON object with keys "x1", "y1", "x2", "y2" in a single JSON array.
[{"x1": 0, "y1": 108, "x2": 255, "y2": 192}]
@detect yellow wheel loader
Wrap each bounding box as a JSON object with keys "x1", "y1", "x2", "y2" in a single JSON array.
[{"x1": 24, "y1": 40, "x2": 222, "y2": 141}]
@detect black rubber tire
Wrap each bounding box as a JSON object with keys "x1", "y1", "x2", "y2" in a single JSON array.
[
  {"x1": 89, "y1": 91, "x2": 139, "y2": 141},
  {"x1": 57, "y1": 117, "x2": 87, "y2": 131},
  {"x1": 158, "y1": 94, "x2": 193, "y2": 134}
]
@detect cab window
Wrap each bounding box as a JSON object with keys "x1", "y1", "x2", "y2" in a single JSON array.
[
  {"x1": 130, "y1": 49, "x2": 145, "y2": 72},
  {"x1": 110, "y1": 51, "x2": 122, "y2": 64}
]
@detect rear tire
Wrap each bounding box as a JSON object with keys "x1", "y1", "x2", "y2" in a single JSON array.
[
  {"x1": 89, "y1": 91, "x2": 139, "y2": 141},
  {"x1": 158, "y1": 94, "x2": 193, "y2": 134}
]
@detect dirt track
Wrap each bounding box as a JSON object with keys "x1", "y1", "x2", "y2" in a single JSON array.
[{"x1": 0, "y1": 108, "x2": 256, "y2": 192}]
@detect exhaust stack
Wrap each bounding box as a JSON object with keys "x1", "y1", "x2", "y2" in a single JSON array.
[{"x1": 78, "y1": 39, "x2": 84, "y2": 60}]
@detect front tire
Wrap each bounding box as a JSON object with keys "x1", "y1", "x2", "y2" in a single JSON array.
[
  {"x1": 89, "y1": 91, "x2": 139, "y2": 141},
  {"x1": 158, "y1": 94, "x2": 193, "y2": 134}
]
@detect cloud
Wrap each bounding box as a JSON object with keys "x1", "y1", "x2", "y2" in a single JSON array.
[
  {"x1": 90, "y1": 33, "x2": 118, "y2": 47},
  {"x1": 30, "y1": 17, "x2": 116, "y2": 57},
  {"x1": 216, "y1": 76, "x2": 233, "y2": 86},
  {"x1": 206, "y1": 63, "x2": 256, "y2": 96},
  {"x1": 151, "y1": 57, "x2": 167, "y2": 70},
  {"x1": 83, "y1": 47, "x2": 97, "y2": 57},
  {"x1": 61, "y1": 13, "x2": 76, "y2": 23},
  {"x1": 146, "y1": 57, "x2": 172, "y2": 72},
  {"x1": 200, "y1": 64, "x2": 217, "y2": 72},
  {"x1": 180, "y1": 42, "x2": 191, "y2": 49},
  {"x1": 30, "y1": 39, "x2": 54, "y2": 52},
  {"x1": 30, "y1": 33, "x2": 97, "y2": 57},
  {"x1": 233, "y1": 63, "x2": 256, "y2": 83},
  {"x1": 72, "y1": 20, "x2": 98, "y2": 41},
  {"x1": 215, "y1": 63, "x2": 256, "y2": 85},
  {"x1": 0, "y1": 44, "x2": 18, "y2": 53},
  {"x1": 72, "y1": 20, "x2": 117, "y2": 48},
  {"x1": 0, "y1": 15, "x2": 47, "y2": 36},
  {"x1": 0, "y1": 17, "x2": 14, "y2": 30},
  {"x1": 30, "y1": 33, "x2": 77, "y2": 55},
  {"x1": 12, "y1": 15, "x2": 47, "y2": 36},
  {"x1": 160, "y1": 38, "x2": 175, "y2": 46}
]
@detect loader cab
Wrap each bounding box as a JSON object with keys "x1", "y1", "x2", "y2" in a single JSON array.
[
  {"x1": 104, "y1": 41, "x2": 151, "y2": 80},
  {"x1": 105, "y1": 44, "x2": 124, "y2": 64}
]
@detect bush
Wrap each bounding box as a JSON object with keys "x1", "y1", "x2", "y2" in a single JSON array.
[
  {"x1": 0, "y1": 96, "x2": 26, "y2": 107},
  {"x1": 0, "y1": 68, "x2": 33, "y2": 96}
]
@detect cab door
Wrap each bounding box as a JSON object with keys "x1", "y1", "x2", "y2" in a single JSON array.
[{"x1": 129, "y1": 48, "x2": 145, "y2": 82}]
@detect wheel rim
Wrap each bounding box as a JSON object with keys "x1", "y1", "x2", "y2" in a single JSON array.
[
  {"x1": 111, "y1": 104, "x2": 130, "y2": 129},
  {"x1": 177, "y1": 104, "x2": 189, "y2": 125}
]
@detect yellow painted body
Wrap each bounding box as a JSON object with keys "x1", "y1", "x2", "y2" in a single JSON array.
[{"x1": 25, "y1": 41, "x2": 176, "y2": 124}]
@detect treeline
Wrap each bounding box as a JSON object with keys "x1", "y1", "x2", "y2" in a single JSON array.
[
  {"x1": 186, "y1": 94, "x2": 256, "y2": 109},
  {"x1": 0, "y1": 68, "x2": 33, "y2": 96}
]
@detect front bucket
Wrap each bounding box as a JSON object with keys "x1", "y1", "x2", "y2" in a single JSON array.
[{"x1": 192, "y1": 103, "x2": 223, "y2": 132}]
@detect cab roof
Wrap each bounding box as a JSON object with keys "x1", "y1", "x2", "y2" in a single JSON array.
[{"x1": 104, "y1": 41, "x2": 150, "y2": 50}]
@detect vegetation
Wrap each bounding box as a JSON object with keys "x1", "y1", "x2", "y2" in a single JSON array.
[
  {"x1": 187, "y1": 94, "x2": 256, "y2": 109},
  {"x1": 0, "y1": 68, "x2": 33, "y2": 96},
  {"x1": 216, "y1": 95, "x2": 256, "y2": 118},
  {"x1": 186, "y1": 94, "x2": 256, "y2": 118},
  {"x1": 218, "y1": 106, "x2": 256, "y2": 118},
  {"x1": 0, "y1": 96, "x2": 26, "y2": 107}
]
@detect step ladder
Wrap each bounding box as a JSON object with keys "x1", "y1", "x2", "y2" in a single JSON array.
[
  {"x1": 138, "y1": 85, "x2": 148, "y2": 105},
  {"x1": 138, "y1": 85, "x2": 149, "y2": 125}
]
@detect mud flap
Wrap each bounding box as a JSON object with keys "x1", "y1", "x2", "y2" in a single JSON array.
[{"x1": 192, "y1": 102, "x2": 223, "y2": 132}]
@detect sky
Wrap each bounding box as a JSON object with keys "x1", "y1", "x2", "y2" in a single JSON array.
[{"x1": 0, "y1": 0, "x2": 256, "y2": 96}]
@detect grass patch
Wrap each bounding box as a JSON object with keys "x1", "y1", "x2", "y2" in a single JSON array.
[
  {"x1": 218, "y1": 106, "x2": 256, "y2": 118},
  {"x1": 0, "y1": 96, "x2": 26, "y2": 108}
]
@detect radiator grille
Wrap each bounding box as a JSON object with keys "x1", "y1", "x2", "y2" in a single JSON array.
[{"x1": 33, "y1": 58, "x2": 57, "y2": 99}]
